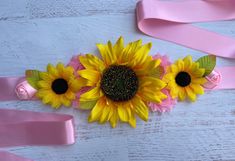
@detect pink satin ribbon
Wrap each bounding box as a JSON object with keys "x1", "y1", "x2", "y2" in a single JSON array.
[
  {"x1": 0, "y1": 77, "x2": 25, "y2": 100},
  {"x1": 0, "y1": 109, "x2": 75, "y2": 160},
  {"x1": 136, "y1": 0, "x2": 235, "y2": 59}
]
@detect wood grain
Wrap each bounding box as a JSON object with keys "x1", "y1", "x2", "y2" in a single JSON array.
[{"x1": 0, "y1": 0, "x2": 235, "y2": 161}]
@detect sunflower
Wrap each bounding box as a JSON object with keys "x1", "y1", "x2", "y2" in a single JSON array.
[
  {"x1": 37, "y1": 63, "x2": 81, "y2": 108},
  {"x1": 77, "y1": 37, "x2": 167, "y2": 128},
  {"x1": 163, "y1": 55, "x2": 207, "y2": 102}
]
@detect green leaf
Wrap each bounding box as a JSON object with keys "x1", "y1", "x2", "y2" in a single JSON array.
[
  {"x1": 196, "y1": 55, "x2": 216, "y2": 76},
  {"x1": 150, "y1": 66, "x2": 164, "y2": 78},
  {"x1": 25, "y1": 70, "x2": 42, "y2": 89},
  {"x1": 79, "y1": 100, "x2": 97, "y2": 110}
]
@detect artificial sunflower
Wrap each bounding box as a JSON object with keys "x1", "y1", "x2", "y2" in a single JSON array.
[
  {"x1": 163, "y1": 55, "x2": 207, "y2": 102},
  {"x1": 77, "y1": 37, "x2": 167, "y2": 128},
  {"x1": 37, "y1": 63, "x2": 80, "y2": 108}
]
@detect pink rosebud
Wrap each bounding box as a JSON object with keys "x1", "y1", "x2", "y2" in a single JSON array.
[
  {"x1": 149, "y1": 89, "x2": 176, "y2": 113},
  {"x1": 203, "y1": 70, "x2": 221, "y2": 89},
  {"x1": 15, "y1": 80, "x2": 37, "y2": 100}
]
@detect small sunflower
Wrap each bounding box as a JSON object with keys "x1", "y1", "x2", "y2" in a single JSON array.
[
  {"x1": 77, "y1": 37, "x2": 167, "y2": 128},
  {"x1": 163, "y1": 55, "x2": 207, "y2": 101},
  {"x1": 37, "y1": 63, "x2": 80, "y2": 108}
]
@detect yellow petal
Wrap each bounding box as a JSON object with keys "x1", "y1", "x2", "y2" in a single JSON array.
[
  {"x1": 36, "y1": 89, "x2": 50, "y2": 98},
  {"x1": 185, "y1": 87, "x2": 197, "y2": 102},
  {"x1": 183, "y1": 55, "x2": 193, "y2": 68},
  {"x1": 138, "y1": 89, "x2": 162, "y2": 104},
  {"x1": 128, "y1": 111, "x2": 136, "y2": 128},
  {"x1": 140, "y1": 77, "x2": 166, "y2": 90},
  {"x1": 79, "y1": 54, "x2": 105, "y2": 72},
  {"x1": 135, "y1": 59, "x2": 161, "y2": 77},
  {"x1": 69, "y1": 79, "x2": 82, "y2": 92},
  {"x1": 51, "y1": 97, "x2": 62, "y2": 109},
  {"x1": 39, "y1": 72, "x2": 53, "y2": 82},
  {"x1": 79, "y1": 100, "x2": 97, "y2": 110},
  {"x1": 80, "y1": 86, "x2": 102, "y2": 101},
  {"x1": 117, "y1": 105, "x2": 129, "y2": 122},
  {"x1": 61, "y1": 96, "x2": 71, "y2": 107},
  {"x1": 47, "y1": 64, "x2": 58, "y2": 77},
  {"x1": 78, "y1": 69, "x2": 100, "y2": 85},
  {"x1": 163, "y1": 73, "x2": 174, "y2": 83},
  {"x1": 192, "y1": 68, "x2": 205, "y2": 77},
  {"x1": 97, "y1": 43, "x2": 115, "y2": 66},
  {"x1": 76, "y1": 77, "x2": 92, "y2": 87},
  {"x1": 130, "y1": 43, "x2": 152, "y2": 67},
  {"x1": 133, "y1": 97, "x2": 148, "y2": 121},
  {"x1": 109, "y1": 108, "x2": 119, "y2": 128},
  {"x1": 190, "y1": 84, "x2": 204, "y2": 95},
  {"x1": 178, "y1": 88, "x2": 186, "y2": 101},
  {"x1": 56, "y1": 62, "x2": 64, "y2": 73},
  {"x1": 88, "y1": 97, "x2": 106, "y2": 122},
  {"x1": 99, "y1": 105, "x2": 111, "y2": 124},
  {"x1": 38, "y1": 80, "x2": 51, "y2": 89},
  {"x1": 175, "y1": 59, "x2": 184, "y2": 71},
  {"x1": 192, "y1": 77, "x2": 207, "y2": 84},
  {"x1": 107, "y1": 105, "x2": 114, "y2": 120},
  {"x1": 121, "y1": 39, "x2": 142, "y2": 63},
  {"x1": 114, "y1": 37, "x2": 124, "y2": 63},
  {"x1": 65, "y1": 90, "x2": 76, "y2": 100},
  {"x1": 62, "y1": 66, "x2": 74, "y2": 79},
  {"x1": 42, "y1": 93, "x2": 53, "y2": 104}
]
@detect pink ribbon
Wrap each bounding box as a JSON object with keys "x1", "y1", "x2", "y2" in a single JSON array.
[
  {"x1": 136, "y1": 0, "x2": 235, "y2": 59},
  {"x1": 0, "y1": 109, "x2": 75, "y2": 160},
  {"x1": 136, "y1": 0, "x2": 235, "y2": 89}
]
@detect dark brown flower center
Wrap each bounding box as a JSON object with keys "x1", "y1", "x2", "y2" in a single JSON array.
[
  {"x1": 52, "y1": 78, "x2": 68, "y2": 94},
  {"x1": 100, "y1": 65, "x2": 139, "y2": 102},
  {"x1": 175, "y1": 72, "x2": 191, "y2": 87}
]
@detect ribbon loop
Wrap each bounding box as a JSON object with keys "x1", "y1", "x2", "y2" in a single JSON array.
[{"x1": 137, "y1": 0, "x2": 235, "y2": 59}]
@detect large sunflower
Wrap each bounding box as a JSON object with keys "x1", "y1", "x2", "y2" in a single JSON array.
[
  {"x1": 77, "y1": 37, "x2": 167, "y2": 128},
  {"x1": 37, "y1": 63, "x2": 80, "y2": 108},
  {"x1": 163, "y1": 55, "x2": 206, "y2": 101}
]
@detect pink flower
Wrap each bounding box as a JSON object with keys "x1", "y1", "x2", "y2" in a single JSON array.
[
  {"x1": 149, "y1": 89, "x2": 176, "y2": 113},
  {"x1": 149, "y1": 54, "x2": 175, "y2": 113},
  {"x1": 67, "y1": 54, "x2": 88, "y2": 108},
  {"x1": 153, "y1": 54, "x2": 171, "y2": 78},
  {"x1": 67, "y1": 54, "x2": 85, "y2": 77},
  {"x1": 15, "y1": 80, "x2": 37, "y2": 100},
  {"x1": 203, "y1": 70, "x2": 221, "y2": 89}
]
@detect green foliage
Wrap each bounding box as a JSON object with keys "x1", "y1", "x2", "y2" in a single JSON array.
[
  {"x1": 25, "y1": 70, "x2": 42, "y2": 89},
  {"x1": 196, "y1": 55, "x2": 216, "y2": 76}
]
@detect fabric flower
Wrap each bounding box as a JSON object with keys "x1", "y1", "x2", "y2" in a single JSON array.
[
  {"x1": 203, "y1": 70, "x2": 221, "y2": 89},
  {"x1": 149, "y1": 89, "x2": 176, "y2": 113},
  {"x1": 148, "y1": 54, "x2": 175, "y2": 112},
  {"x1": 163, "y1": 55, "x2": 206, "y2": 101},
  {"x1": 67, "y1": 55, "x2": 90, "y2": 107},
  {"x1": 15, "y1": 80, "x2": 37, "y2": 100},
  {"x1": 37, "y1": 63, "x2": 81, "y2": 108},
  {"x1": 67, "y1": 55, "x2": 85, "y2": 76},
  {"x1": 153, "y1": 54, "x2": 171, "y2": 77},
  {"x1": 77, "y1": 37, "x2": 167, "y2": 128}
]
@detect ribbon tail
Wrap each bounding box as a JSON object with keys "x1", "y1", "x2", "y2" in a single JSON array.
[{"x1": 0, "y1": 151, "x2": 33, "y2": 161}]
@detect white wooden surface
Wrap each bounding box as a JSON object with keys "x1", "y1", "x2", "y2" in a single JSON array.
[{"x1": 0, "y1": 0, "x2": 235, "y2": 161}]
